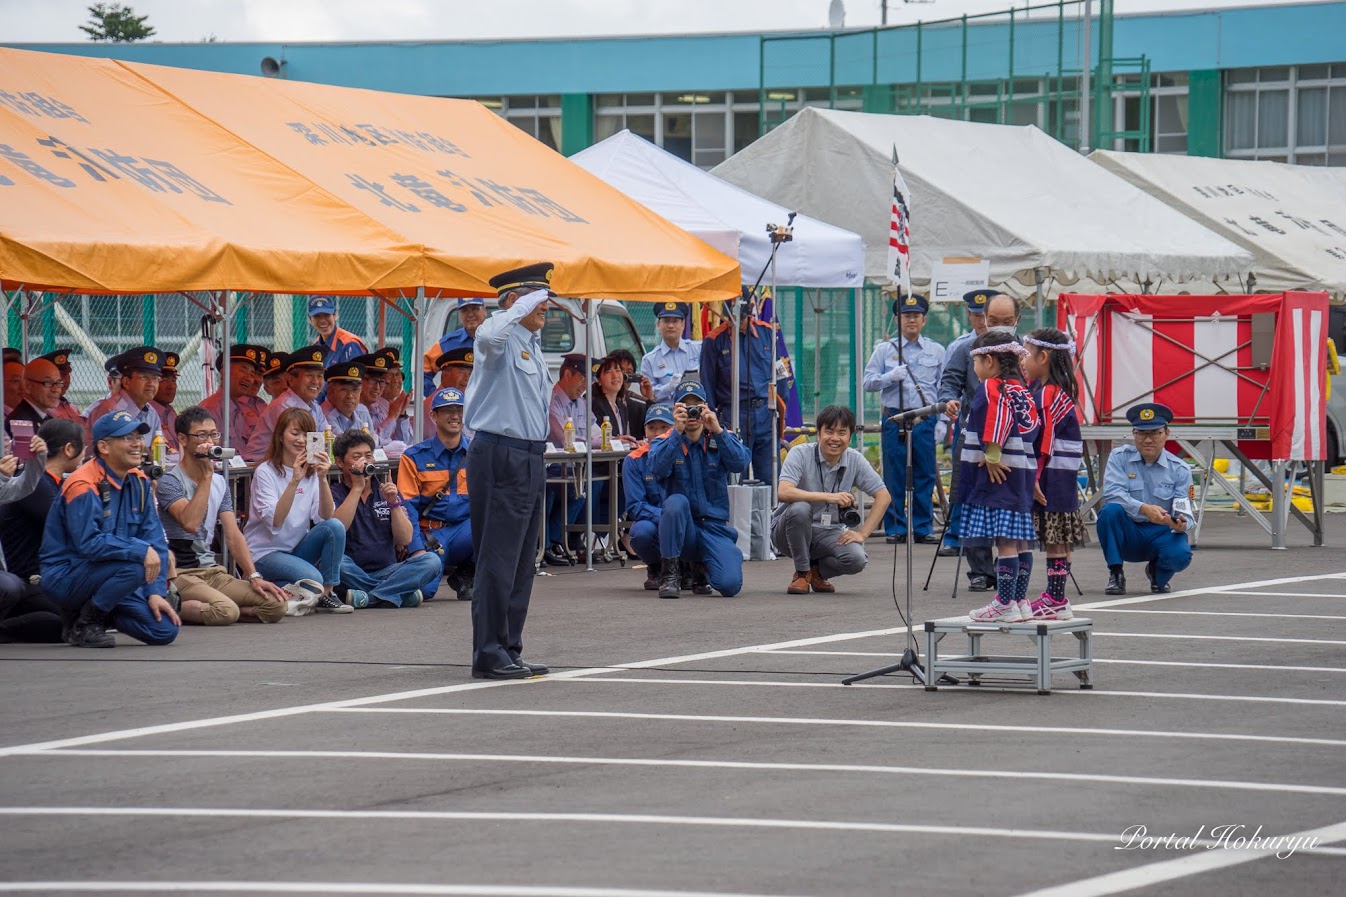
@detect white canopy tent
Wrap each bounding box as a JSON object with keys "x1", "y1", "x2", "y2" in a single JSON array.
[
  {"x1": 1090, "y1": 150, "x2": 1346, "y2": 301},
  {"x1": 573, "y1": 129, "x2": 865, "y2": 289},
  {"x1": 712, "y1": 108, "x2": 1253, "y2": 294}
]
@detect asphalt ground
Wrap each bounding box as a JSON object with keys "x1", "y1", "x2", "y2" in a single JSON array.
[{"x1": 2, "y1": 512, "x2": 1344, "y2": 897}]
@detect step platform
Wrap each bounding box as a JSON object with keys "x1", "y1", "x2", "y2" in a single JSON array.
[{"x1": 922, "y1": 615, "x2": 1094, "y2": 695}]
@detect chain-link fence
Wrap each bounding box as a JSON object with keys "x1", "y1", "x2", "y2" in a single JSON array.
[{"x1": 1, "y1": 292, "x2": 413, "y2": 414}]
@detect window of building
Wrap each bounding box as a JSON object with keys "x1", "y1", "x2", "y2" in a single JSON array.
[
  {"x1": 1112, "y1": 72, "x2": 1188, "y2": 154},
  {"x1": 1224, "y1": 66, "x2": 1346, "y2": 165},
  {"x1": 592, "y1": 91, "x2": 790, "y2": 169},
  {"x1": 459, "y1": 95, "x2": 561, "y2": 151}
]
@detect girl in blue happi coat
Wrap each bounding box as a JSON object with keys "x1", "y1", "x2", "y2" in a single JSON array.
[
  {"x1": 959, "y1": 330, "x2": 1041, "y2": 622},
  {"x1": 1023, "y1": 328, "x2": 1086, "y2": 620}
]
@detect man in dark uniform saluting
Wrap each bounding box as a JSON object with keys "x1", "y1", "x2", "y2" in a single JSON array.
[{"x1": 463, "y1": 263, "x2": 556, "y2": 680}]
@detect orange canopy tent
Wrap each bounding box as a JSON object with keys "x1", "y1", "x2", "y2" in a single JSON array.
[{"x1": 0, "y1": 47, "x2": 739, "y2": 301}]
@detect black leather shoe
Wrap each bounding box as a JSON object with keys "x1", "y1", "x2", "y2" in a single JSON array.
[
  {"x1": 913, "y1": 533, "x2": 941, "y2": 544},
  {"x1": 937, "y1": 544, "x2": 961, "y2": 557},
  {"x1": 544, "y1": 544, "x2": 574, "y2": 567},
  {"x1": 643, "y1": 561, "x2": 661, "y2": 591},
  {"x1": 690, "y1": 562, "x2": 713, "y2": 596},
  {"x1": 1146, "y1": 561, "x2": 1170, "y2": 593},
  {"x1": 967, "y1": 575, "x2": 993, "y2": 592},
  {"x1": 1106, "y1": 570, "x2": 1127, "y2": 595},
  {"x1": 885, "y1": 535, "x2": 905, "y2": 544},
  {"x1": 65, "y1": 602, "x2": 115, "y2": 649},
  {"x1": 514, "y1": 659, "x2": 549, "y2": 675},
  {"x1": 659, "y1": 558, "x2": 681, "y2": 599},
  {"x1": 471, "y1": 664, "x2": 533, "y2": 680}
]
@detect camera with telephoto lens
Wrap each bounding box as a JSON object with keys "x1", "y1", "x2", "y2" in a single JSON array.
[
  {"x1": 205, "y1": 445, "x2": 236, "y2": 460},
  {"x1": 840, "y1": 507, "x2": 863, "y2": 527},
  {"x1": 139, "y1": 461, "x2": 164, "y2": 480},
  {"x1": 623, "y1": 372, "x2": 637, "y2": 385},
  {"x1": 358, "y1": 460, "x2": 392, "y2": 479},
  {"x1": 685, "y1": 405, "x2": 703, "y2": 420}
]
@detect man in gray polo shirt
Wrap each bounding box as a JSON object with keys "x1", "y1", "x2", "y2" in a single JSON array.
[{"x1": 772, "y1": 405, "x2": 891, "y2": 595}]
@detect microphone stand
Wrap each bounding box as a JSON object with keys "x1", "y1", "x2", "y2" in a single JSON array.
[{"x1": 843, "y1": 404, "x2": 956, "y2": 687}]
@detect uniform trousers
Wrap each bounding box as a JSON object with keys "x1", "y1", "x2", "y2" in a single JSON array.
[
  {"x1": 1096, "y1": 503, "x2": 1193, "y2": 588},
  {"x1": 44, "y1": 559, "x2": 178, "y2": 645},
  {"x1": 657, "y1": 493, "x2": 742, "y2": 597},
  {"x1": 174, "y1": 565, "x2": 287, "y2": 624},
  {"x1": 338, "y1": 553, "x2": 443, "y2": 606},
  {"x1": 880, "y1": 412, "x2": 937, "y2": 538},
  {"x1": 770, "y1": 501, "x2": 867, "y2": 579},
  {"x1": 425, "y1": 520, "x2": 473, "y2": 569},
  {"x1": 737, "y1": 399, "x2": 776, "y2": 485},
  {"x1": 629, "y1": 519, "x2": 661, "y2": 567},
  {"x1": 468, "y1": 435, "x2": 545, "y2": 671}
]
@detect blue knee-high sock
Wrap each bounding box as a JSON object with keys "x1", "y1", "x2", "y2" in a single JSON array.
[
  {"x1": 995, "y1": 557, "x2": 1020, "y2": 605},
  {"x1": 1015, "y1": 552, "x2": 1034, "y2": 602}
]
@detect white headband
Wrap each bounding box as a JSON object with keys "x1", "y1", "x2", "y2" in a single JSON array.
[
  {"x1": 1023, "y1": 336, "x2": 1076, "y2": 355},
  {"x1": 970, "y1": 342, "x2": 1029, "y2": 358}
]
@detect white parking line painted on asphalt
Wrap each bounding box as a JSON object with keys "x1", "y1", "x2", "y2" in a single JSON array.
[
  {"x1": 25, "y1": 749, "x2": 1346, "y2": 798},
  {"x1": 1072, "y1": 572, "x2": 1346, "y2": 610},
  {"x1": 763, "y1": 650, "x2": 1346, "y2": 674},
  {"x1": 0, "y1": 883, "x2": 814, "y2": 897},
  {"x1": 1089, "y1": 609, "x2": 1346, "y2": 620},
  {"x1": 556, "y1": 677, "x2": 1346, "y2": 706},
  {"x1": 1220, "y1": 591, "x2": 1346, "y2": 598},
  {"x1": 1097, "y1": 632, "x2": 1346, "y2": 645},
  {"x1": 316, "y1": 707, "x2": 1346, "y2": 747},
  {"x1": 1011, "y1": 819, "x2": 1346, "y2": 897}
]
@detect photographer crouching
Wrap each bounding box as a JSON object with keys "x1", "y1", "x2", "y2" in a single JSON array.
[{"x1": 771, "y1": 406, "x2": 891, "y2": 594}]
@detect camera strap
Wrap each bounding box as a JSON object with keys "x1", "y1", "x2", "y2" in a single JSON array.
[{"x1": 814, "y1": 443, "x2": 846, "y2": 494}]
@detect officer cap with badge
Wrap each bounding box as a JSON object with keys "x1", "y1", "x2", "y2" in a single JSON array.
[
  {"x1": 262, "y1": 350, "x2": 286, "y2": 379},
  {"x1": 285, "y1": 346, "x2": 328, "y2": 372},
  {"x1": 218, "y1": 344, "x2": 267, "y2": 372},
  {"x1": 656, "y1": 301, "x2": 689, "y2": 321},
  {"x1": 2, "y1": 348, "x2": 21, "y2": 365},
  {"x1": 962, "y1": 289, "x2": 994, "y2": 313},
  {"x1": 489, "y1": 262, "x2": 555, "y2": 297},
  {"x1": 39, "y1": 349, "x2": 74, "y2": 372},
  {"x1": 93, "y1": 408, "x2": 151, "y2": 442},
  {"x1": 437, "y1": 347, "x2": 474, "y2": 370},
  {"x1": 350, "y1": 353, "x2": 389, "y2": 376},
  {"x1": 374, "y1": 347, "x2": 402, "y2": 372},
  {"x1": 325, "y1": 362, "x2": 365, "y2": 383},
  {"x1": 1127, "y1": 402, "x2": 1174, "y2": 432},
  {"x1": 430, "y1": 386, "x2": 466, "y2": 411},
  {"x1": 160, "y1": 351, "x2": 181, "y2": 379},
  {"x1": 118, "y1": 346, "x2": 165, "y2": 375},
  {"x1": 893, "y1": 293, "x2": 930, "y2": 316}
]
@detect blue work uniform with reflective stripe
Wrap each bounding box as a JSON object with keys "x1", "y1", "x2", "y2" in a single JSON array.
[
  {"x1": 700, "y1": 318, "x2": 776, "y2": 483},
  {"x1": 622, "y1": 443, "x2": 665, "y2": 568},
  {"x1": 398, "y1": 434, "x2": 471, "y2": 568},
  {"x1": 649, "y1": 428, "x2": 750, "y2": 596},
  {"x1": 1098, "y1": 444, "x2": 1194, "y2": 588},
  {"x1": 863, "y1": 334, "x2": 945, "y2": 539}
]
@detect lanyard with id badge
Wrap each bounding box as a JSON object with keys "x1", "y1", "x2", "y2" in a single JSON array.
[{"x1": 815, "y1": 444, "x2": 859, "y2": 527}]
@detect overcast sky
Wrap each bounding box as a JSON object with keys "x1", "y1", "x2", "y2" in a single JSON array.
[{"x1": 0, "y1": 0, "x2": 1330, "y2": 43}]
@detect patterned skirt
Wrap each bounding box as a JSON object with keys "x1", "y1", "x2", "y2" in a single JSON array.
[
  {"x1": 1033, "y1": 508, "x2": 1086, "y2": 549},
  {"x1": 960, "y1": 503, "x2": 1038, "y2": 546}
]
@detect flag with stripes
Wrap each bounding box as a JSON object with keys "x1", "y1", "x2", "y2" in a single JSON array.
[{"x1": 887, "y1": 148, "x2": 912, "y2": 297}]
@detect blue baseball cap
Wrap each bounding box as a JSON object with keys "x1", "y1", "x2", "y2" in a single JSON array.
[
  {"x1": 962, "y1": 289, "x2": 994, "y2": 312},
  {"x1": 674, "y1": 380, "x2": 708, "y2": 403},
  {"x1": 1126, "y1": 402, "x2": 1173, "y2": 431},
  {"x1": 645, "y1": 403, "x2": 675, "y2": 426},
  {"x1": 93, "y1": 409, "x2": 151, "y2": 442},
  {"x1": 307, "y1": 295, "x2": 337, "y2": 316},
  {"x1": 457, "y1": 297, "x2": 486, "y2": 309},
  {"x1": 430, "y1": 387, "x2": 465, "y2": 410}
]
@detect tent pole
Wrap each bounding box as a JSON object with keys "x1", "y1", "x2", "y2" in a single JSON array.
[
  {"x1": 411, "y1": 288, "x2": 424, "y2": 440},
  {"x1": 731, "y1": 291, "x2": 741, "y2": 483},
  {"x1": 1080, "y1": 0, "x2": 1093, "y2": 153},
  {"x1": 219, "y1": 292, "x2": 231, "y2": 451},
  {"x1": 1034, "y1": 267, "x2": 1046, "y2": 329},
  {"x1": 769, "y1": 254, "x2": 780, "y2": 506},
  {"x1": 854, "y1": 286, "x2": 864, "y2": 450},
  {"x1": 584, "y1": 299, "x2": 595, "y2": 572},
  {"x1": 377, "y1": 295, "x2": 387, "y2": 348}
]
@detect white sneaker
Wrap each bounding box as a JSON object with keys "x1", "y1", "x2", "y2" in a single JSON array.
[
  {"x1": 1017, "y1": 599, "x2": 1034, "y2": 620},
  {"x1": 969, "y1": 600, "x2": 1024, "y2": 623}
]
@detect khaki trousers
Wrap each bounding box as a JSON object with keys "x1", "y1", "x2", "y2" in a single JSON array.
[{"x1": 174, "y1": 566, "x2": 286, "y2": 625}]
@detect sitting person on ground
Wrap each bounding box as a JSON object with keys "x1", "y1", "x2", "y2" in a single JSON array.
[
  {"x1": 399, "y1": 387, "x2": 474, "y2": 601},
  {"x1": 39, "y1": 410, "x2": 181, "y2": 648},
  {"x1": 242, "y1": 406, "x2": 350, "y2": 613},
  {"x1": 649, "y1": 380, "x2": 750, "y2": 598},
  {"x1": 157, "y1": 407, "x2": 289, "y2": 625},
  {"x1": 331, "y1": 429, "x2": 441, "y2": 608},
  {"x1": 0, "y1": 427, "x2": 62, "y2": 643},
  {"x1": 0, "y1": 419, "x2": 80, "y2": 584},
  {"x1": 1099, "y1": 402, "x2": 1193, "y2": 595},
  {"x1": 244, "y1": 347, "x2": 329, "y2": 461},
  {"x1": 200, "y1": 344, "x2": 268, "y2": 453},
  {"x1": 320, "y1": 361, "x2": 377, "y2": 442},
  {"x1": 622, "y1": 402, "x2": 674, "y2": 590},
  {"x1": 772, "y1": 405, "x2": 891, "y2": 595}
]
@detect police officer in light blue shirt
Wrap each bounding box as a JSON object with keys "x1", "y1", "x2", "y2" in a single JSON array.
[
  {"x1": 1099, "y1": 402, "x2": 1194, "y2": 595},
  {"x1": 640, "y1": 302, "x2": 702, "y2": 404},
  {"x1": 862, "y1": 293, "x2": 945, "y2": 543},
  {"x1": 463, "y1": 262, "x2": 555, "y2": 682}
]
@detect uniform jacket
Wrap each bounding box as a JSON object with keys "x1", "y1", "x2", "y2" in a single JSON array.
[
  {"x1": 649, "y1": 427, "x2": 750, "y2": 523},
  {"x1": 622, "y1": 442, "x2": 665, "y2": 523},
  {"x1": 1103, "y1": 444, "x2": 1194, "y2": 524},
  {"x1": 700, "y1": 317, "x2": 773, "y2": 414},
  {"x1": 397, "y1": 434, "x2": 471, "y2": 529}
]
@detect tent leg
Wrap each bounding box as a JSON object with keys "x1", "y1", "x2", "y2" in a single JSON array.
[
  {"x1": 411, "y1": 288, "x2": 425, "y2": 442},
  {"x1": 1034, "y1": 267, "x2": 1046, "y2": 329}
]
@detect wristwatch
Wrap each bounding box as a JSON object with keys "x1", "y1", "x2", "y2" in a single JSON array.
[{"x1": 248, "y1": 572, "x2": 263, "y2": 580}]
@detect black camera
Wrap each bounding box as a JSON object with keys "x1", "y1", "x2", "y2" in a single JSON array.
[
  {"x1": 623, "y1": 373, "x2": 637, "y2": 385},
  {"x1": 139, "y1": 461, "x2": 164, "y2": 480},
  {"x1": 358, "y1": 461, "x2": 392, "y2": 479},
  {"x1": 840, "y1": 507, "x2": 863, "y2": 527},
  {"x1": 685, "y1": 405, "x2": 703, "y2": 420}
]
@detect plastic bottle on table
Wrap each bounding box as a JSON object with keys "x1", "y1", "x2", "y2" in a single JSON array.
[
  {"x1": 600, "y1": 416, "x2": 612, "y2": 451},
  {"x1": 563, "y1": 416, "x2": 576, "y2": 452}
]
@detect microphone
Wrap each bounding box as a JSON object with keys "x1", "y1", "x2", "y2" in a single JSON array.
[{"x1": 888, "y1": 402, "x2": 948, "y2": 424}]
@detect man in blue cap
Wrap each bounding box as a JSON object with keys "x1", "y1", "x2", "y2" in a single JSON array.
[
  {"x1": 1099, "y1": 402, "x2": 1194, "y2": 595},
  {"x1": 84, "y1": 347, "x2": 165, "y2": 455},
  {"x1": 936, "y1": 289, "x2": 993, "y2": 559},
  {"x1": 640, "y1": 301, "x2": 702, "y2": 404},
  {"x1": 622, "y1": 402, "x2": 675, "y2": 590},
  {"x1": 464, "y1": 262, "x2": 555, "y2": 679},
  {"x1": 700, "y1": 287, "x2": 778, "y2": 483},
  {"x1": 307, "y1": 295, "x2": 368, "y2": 369},
  {"x1": 398, "y1": 386, "x2": 474, "y2": 600},
  {"x1": 40, "y1": 409, "x2": 180, "y2": 648},
  {"x1": 423, "y1": 296, "x2": 487, "y2": 395},
  {"x1": 862, "y1": 293, "x2": 945, "y2": 544},
  {"x1": 650, "y1": 380, "x2": 751, "y2": 598}
]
